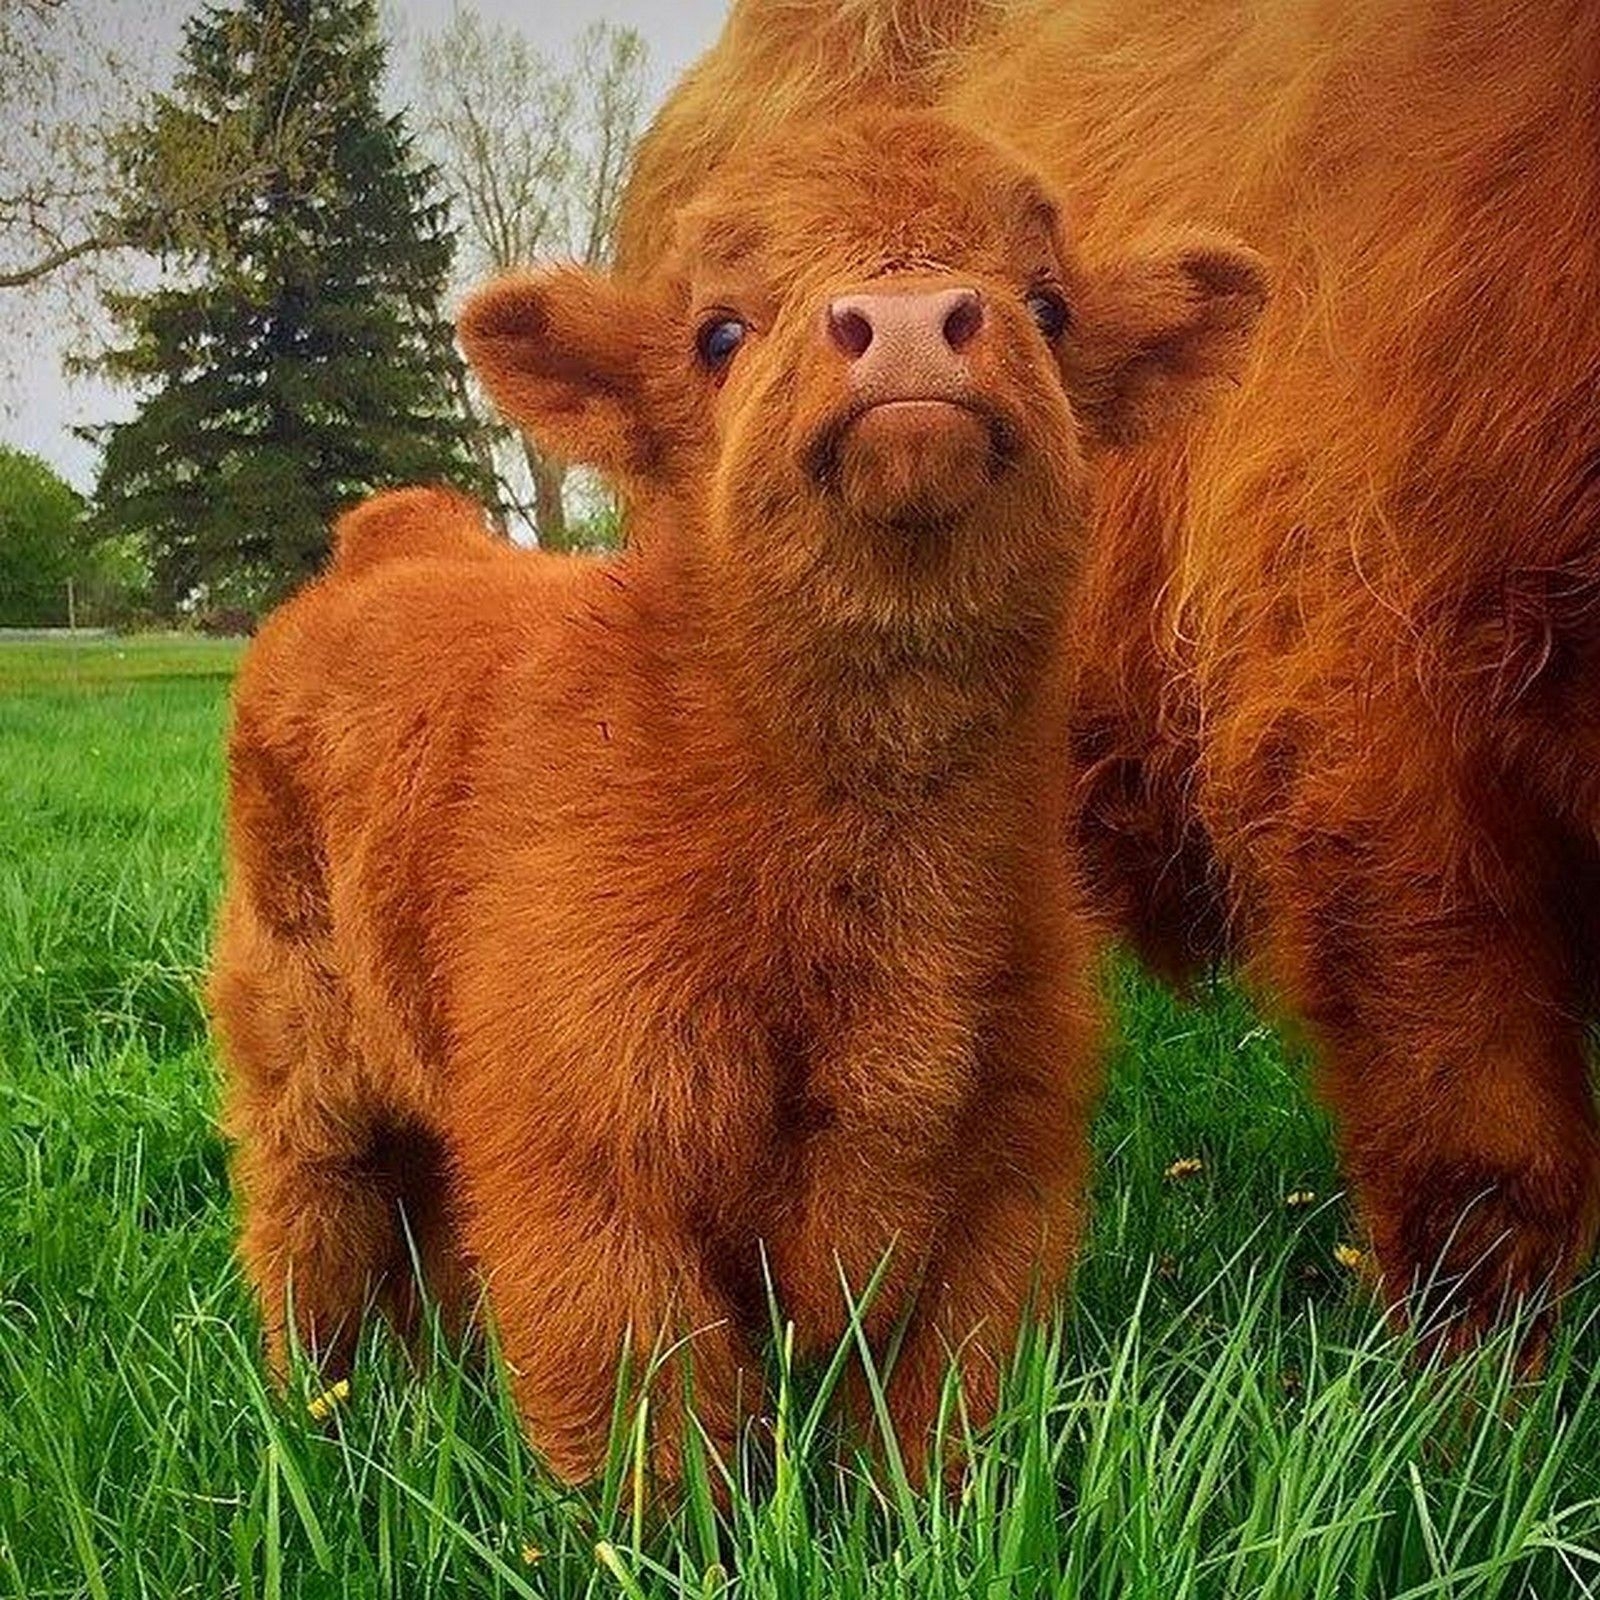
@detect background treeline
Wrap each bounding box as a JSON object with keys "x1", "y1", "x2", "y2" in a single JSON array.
[{"x1": 0, "y1": 0, "x2": 646, "y2": 630}]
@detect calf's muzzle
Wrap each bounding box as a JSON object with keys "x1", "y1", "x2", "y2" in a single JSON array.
[
  {"x1": 824, "y1": 285, "x2": 984, "y2": 404},
  {"x1": 803, "y1": 281, "x2": 1017, "y2": 529}
]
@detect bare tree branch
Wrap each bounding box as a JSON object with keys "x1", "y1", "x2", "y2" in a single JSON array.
[
  {"x1": 417, "y1": 7, "x2": 649, "y2": 551},
  {"x1": 0, "y1": 2, "x2": 328, "y2": 304},
  {"x1": 0, "y1": 230, "x2": 120, "y2": 290},
  {"x1": 573, "y1": 22, "x2": 647, "y2": 269}
]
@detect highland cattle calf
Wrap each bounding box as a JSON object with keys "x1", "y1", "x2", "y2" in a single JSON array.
[
  {"x1": 616, "y1": 0, "x2": 1600, "y2": 1344},
  {"x1": 209, "y1": 108, "x2": 1265, "y2": 1484}
]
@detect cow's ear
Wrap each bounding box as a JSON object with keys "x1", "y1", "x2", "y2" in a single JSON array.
[
  {"x1": 458, "y1": 268, "x2": 667, "y2": 479},
  {"x1": 1069, "y1": 232, "x2": 1268, "y2": 447}
]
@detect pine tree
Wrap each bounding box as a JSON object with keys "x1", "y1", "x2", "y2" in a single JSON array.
[{"x1": 90, "y1": 0, "x2": 490, "y2": 614}]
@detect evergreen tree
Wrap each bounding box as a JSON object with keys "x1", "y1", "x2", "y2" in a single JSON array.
[{"x1": 90, "y1": 0, "x2": 489, "y2": 614}]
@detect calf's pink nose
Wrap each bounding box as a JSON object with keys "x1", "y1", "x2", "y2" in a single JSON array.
[{"x1": 824, "y1": 286, "x2": 984, "y2": 399}]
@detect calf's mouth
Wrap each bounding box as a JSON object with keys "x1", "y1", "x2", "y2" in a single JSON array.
[{"x1": 801, "y1": 394, "x2": 1021, "y2": 531}]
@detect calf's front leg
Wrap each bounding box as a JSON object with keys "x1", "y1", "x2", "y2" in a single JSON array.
[
  {"x1": 453, "y1": 1137, "x2": 762, "y2": 1488},
  {"x1": 879, "y1": 1052, "x2": 1095, "y2": 1483},
  {"x1": 774, "y1": 970, "x2": 1099, "y2": 1482},
  {"x1": 765, "y1": 997, "x2": 974, "y2": 1355}
]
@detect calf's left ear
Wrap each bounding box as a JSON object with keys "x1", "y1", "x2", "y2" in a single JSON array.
[
  {"x1": 1068, "y1": 231, "x2": 1268, "y2": 447},
  {"x1": 458, "y1": 268, "x2": 666, "y2": 480}
]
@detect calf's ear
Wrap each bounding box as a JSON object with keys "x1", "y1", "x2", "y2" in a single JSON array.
[
  {"x1": 458, "y1": 268, "x2": 666, "y2": 479},
  {"x1": 1069, "y1": 232, "x2": 1268, "y2": 447}
]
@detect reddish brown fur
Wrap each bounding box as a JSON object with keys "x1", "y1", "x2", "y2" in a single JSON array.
[
  {"x1": 618, "y1": 0, "x2": 1600, "y2": 1337},
  {"x1": 331, "y1": 485, "x2": 501, "y2": 575},
  {"x1": 210, "y1": 111, "x2": 1261, "y2": 1485}
]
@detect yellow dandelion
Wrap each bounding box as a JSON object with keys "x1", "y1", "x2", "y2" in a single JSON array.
[
  {"x1": 520, "y1": 1543, "x2": 543, "y2": 1567},
  {"x1": 306, "y1": 1378, "x2": 350, "y2": 1421},
  {"x1": 1164, "y1": 1156, "x2": 1204, "y2": 1181},
  {"x1": 1334, "y1": 1243, "x2": 1368, "y2": 1272},
  {"x1": 1285, "y1": 1190, "x2": 1317, "y2": 1209}
]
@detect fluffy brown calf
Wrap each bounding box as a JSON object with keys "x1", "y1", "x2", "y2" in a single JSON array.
[
  {"x1": 617, "y1": 0, "x2": 1600, "y2": 1340},
  {"x1": 210, "y1": 109, "x2": 1263, "y2": 1483}
]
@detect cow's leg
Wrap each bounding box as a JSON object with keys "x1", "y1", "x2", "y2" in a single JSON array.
[
  {"x1": 1249, "y1": 779, "x2": 1600, "y2": 1344},
  {"x1": 769, "y1": 1120, "x2": 946, "y2": 1358},
  {"x1": 881, "y1": 1121, "x2": 1089, "y2": 1485},
  {"x1": 231, "y1": 1081, "x2": 471, "y2": 1373},
  {"x1": 213, "y1": 902, "x2": 410, "y2": 1378},
  {"x1": 231, "y1": 1133, "x2": 405, "y2": 1379},
  {"x1": 1066, "y1": 489, "x2": 1229, "y2": 986},
  {"x1": 454, "y1": 1154, "x2": 762, "y2": 1488},
  {"x1": 790, "y1": 944, "x2": 1099, "y2": 1483},
  {"x1": 879, "y1": 968, "x2": 1096, "y2": 1484},
  {"x1": 231, "y1": 1093, "x2": 476, "y2": 1378},
  {"x1": 766, "y1": 971, "x2": 1033, "y2": 1359}
]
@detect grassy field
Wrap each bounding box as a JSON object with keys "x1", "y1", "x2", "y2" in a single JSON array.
[{"x1": 2, "y1": 633, "x2": 1598, "y2": 1599}]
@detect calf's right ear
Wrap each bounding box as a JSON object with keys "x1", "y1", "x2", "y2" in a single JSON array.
[{"x1": 458, "y1": 268, "x2": 665, "y2": 480}]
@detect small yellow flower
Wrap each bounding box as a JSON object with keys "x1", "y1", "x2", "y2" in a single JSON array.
[
  {"x1": 520, "y1": 1543, "x2": 543, "y2": 1566},
  {"x1": 1285, "y1": 1190, "x2": 1317, "y2": 1209},
  {"x1": 1334, "y1": 1243, "x2": 1369, "y2": 1273},
  {"x1": 1164, "y1": 1157, "x2": 1204, "y2": 1181},
  {"x1": 306, "y1": 1378, "x2": 350, "y2": 1420}
]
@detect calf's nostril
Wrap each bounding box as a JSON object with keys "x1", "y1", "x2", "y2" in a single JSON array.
[
  {"x1": 828, "y1": 304, "x2": 875, "y2": 360},
  {"x1": 942, "y1": 291, "x2": 983, "y2": 351}
]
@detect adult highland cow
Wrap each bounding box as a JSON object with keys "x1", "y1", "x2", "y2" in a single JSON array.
[{"x1": 616, "y1": 0, "x2": 1600, "y2": 1339}]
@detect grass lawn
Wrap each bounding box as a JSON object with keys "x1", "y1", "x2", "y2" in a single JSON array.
[{"x1": 2, "y1": 632, "x2": 1598, "y2": 1598}]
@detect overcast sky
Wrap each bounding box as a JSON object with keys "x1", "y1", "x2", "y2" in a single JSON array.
[{"x1": 0, "y1": 0, "x2": 726, "y2": 490}]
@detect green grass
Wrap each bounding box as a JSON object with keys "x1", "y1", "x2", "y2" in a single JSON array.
[{"x1": 2, "y1": 633, "x2": 1598, "y2": 1598}]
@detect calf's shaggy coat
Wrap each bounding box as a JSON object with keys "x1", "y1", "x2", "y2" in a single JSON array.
[
  {"x1": 210, "y1": 111, "x2": 1264, "y2": 1482},
  {"x1": 617, "y1": 0, "x2": 1600, "y2": 1339}
]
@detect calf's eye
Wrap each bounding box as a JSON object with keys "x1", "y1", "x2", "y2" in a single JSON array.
[
  {"x1": 696, "y1": 315, "x2": 748, "y2": 371},
  {"x1": 1025, "y1": 288, "x2": 1071, "y2": 341}
]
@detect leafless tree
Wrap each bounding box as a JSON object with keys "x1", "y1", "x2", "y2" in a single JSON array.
[
  {"x1": 569, "y1": 21, "x2": 648, "y2": 272},
  {"x1": 0, "y1": 1, "x2": 111, "y2": 292},
  {"x1": 420, "y1": 8, "x2": 648, "y2": 550}
]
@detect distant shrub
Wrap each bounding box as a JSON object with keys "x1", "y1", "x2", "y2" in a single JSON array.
[
  {"x1": 76, "y1": 533, "x2": 155, "y2": 630},
  {"x1": 0, "y1": 450, "x2": 157, "y2": 629},
  {"x1": 177, "y1": 561, "x2": 284, "y2": 633},
  {"x1": 0, "y1": 447, "x2": 83, "y2": 627},
  {"x1": 196, "y1": 607, "x2": 257, "y2": 638}
]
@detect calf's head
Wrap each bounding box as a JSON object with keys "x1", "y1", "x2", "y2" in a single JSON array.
[{"x1": 460, "y1": 111, "x2": 1264, "y2": 759}]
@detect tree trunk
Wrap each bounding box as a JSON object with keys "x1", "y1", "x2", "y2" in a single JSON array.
[{"x1": 525, "y1": 443, "x2": 569, "y2": 551}]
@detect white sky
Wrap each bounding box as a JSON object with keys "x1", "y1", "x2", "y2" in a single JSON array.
[{"x1": 0, "y1": 0, "x2": 726, "y2": 490}]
